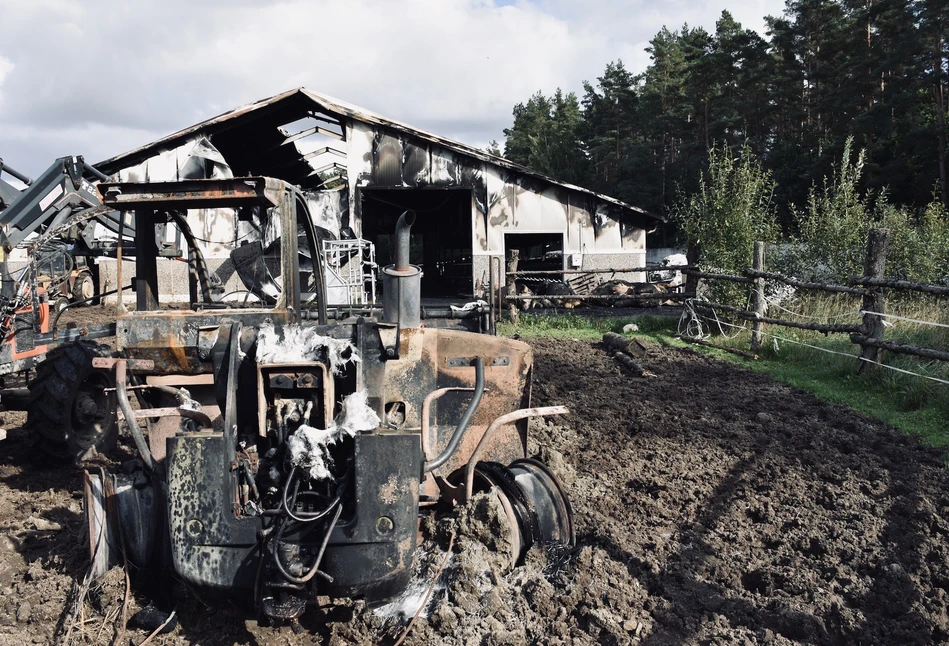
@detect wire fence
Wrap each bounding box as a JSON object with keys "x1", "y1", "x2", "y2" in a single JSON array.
[{"x1": 678, "y1": 229, "x2": 949, "y2": 384}]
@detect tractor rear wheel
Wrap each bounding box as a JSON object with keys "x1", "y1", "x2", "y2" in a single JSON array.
[{"x1": 27, "y1": 341, "x2": 118, "y2": 462}]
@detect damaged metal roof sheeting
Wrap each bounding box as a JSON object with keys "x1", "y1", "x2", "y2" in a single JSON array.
[{"x1": 95, "y1": 87, "x2": 662, "y2": 225}]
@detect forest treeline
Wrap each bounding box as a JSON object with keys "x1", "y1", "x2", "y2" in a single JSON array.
[{"x1": 495, "y1": 0, "x2": 949, "y2": 230}]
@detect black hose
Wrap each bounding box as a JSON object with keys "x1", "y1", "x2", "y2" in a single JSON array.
[
  {"x1": 285, "y1": 185, "x2": 327, "y2": 325},
  {"x1": 52, "y1": 283, "x2": 132, "y2": 331},
  {"x1": 242, "y1": 460, "x2": 260, "y2": 500},
  {"x1": 272, "y1": 503, "x2": 342, "y2": 584},
  {"x1": 170, "y1": 212, "x2": 215, "y2": 303},
  {"x1": 281, "y1": 466, "x2": 347, "y2": 523},
  {"x1": 424, "y1": 357, "x2": 485, "y2": 472}
]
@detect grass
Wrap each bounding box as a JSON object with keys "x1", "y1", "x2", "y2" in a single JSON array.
[
  {"x1": 499, "y1": 299, "x2": 949, "y2": 450},
  {"x1": 497, "y1": 312, "x2": 678, "y2": 344}
]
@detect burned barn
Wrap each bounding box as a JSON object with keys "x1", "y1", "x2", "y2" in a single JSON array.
[{"x1": 96, "y1": 88, "x2": 660, "y2": 303}]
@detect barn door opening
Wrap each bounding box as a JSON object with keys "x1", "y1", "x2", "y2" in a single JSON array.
[
  {"x1": 360, "y1": 189, "x2": 473, "y2": 298},
  {"x1": 504, "y1": 233, "x2": 564, "y2": 285}
]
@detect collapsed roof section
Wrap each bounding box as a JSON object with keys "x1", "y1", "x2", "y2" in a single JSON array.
[{"x1": 96, "y1": 88, "x2": 662, "y2": 228}]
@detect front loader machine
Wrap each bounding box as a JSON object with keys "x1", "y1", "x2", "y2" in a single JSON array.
[
  {"x1": 0, "y1": 156, "x2": 132, "y2": 460},
  {"x1": 82, "y1": 179, "x2": 574, "y2": 621}
]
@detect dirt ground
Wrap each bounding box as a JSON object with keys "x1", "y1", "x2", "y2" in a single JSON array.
[{"x1": 1, "y1": 333, "x2": 948, "y2": 645}]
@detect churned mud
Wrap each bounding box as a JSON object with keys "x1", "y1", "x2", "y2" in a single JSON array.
[{"x1": 1, "y1": 336, "x2": 948, "y2": 644}]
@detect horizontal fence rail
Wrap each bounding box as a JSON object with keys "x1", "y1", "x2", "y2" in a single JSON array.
[
  {"x1": 509, "y1": 265, "x2": 693, "y2": 277},
  {"x1": 849, "y1": 276, "x2": 949, "y2": 297},
  {"x1": 681, "y1": 228, "x2": 948, "y2": 380},
  {"x1": 494, "y1": 250, "x2": 691, "y2": 323}
]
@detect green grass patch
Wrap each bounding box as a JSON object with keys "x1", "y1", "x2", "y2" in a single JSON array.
[{"x1": 497, "y1": 313, "x2": 678, "y2": 344}]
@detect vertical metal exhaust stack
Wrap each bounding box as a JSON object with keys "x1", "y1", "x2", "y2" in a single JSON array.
[{"x1": 382, "y1": 210, "x2": 421, "y2": 328}]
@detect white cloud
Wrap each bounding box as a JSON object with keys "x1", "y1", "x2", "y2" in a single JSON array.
[
  {"x1": 0, "y1": 55, "x2": 13, "y2": 103},
  {"x1": 0, "y1": 0, "x2": 786, "y2": 175}
]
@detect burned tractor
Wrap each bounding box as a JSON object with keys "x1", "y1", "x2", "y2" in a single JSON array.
[{"x1": 82, "y1": 177, "x2": 573, "y2": 620}]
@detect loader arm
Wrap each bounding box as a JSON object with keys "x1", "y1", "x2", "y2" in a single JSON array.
[{"x1": 0, "y1": 156, "x2": 109, "y2": 251}]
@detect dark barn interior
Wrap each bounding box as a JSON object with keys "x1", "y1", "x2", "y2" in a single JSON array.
[{"x1": 360, "y1": 188, "x2": 473, "y2": 298}]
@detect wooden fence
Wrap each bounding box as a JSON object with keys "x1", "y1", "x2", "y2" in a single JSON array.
[
  {"x1": 679, "y1": 228, "x2": 949, "y2": 375},
  {"x1": 495, "y1": 248, "x2": 693, "y2": 325}
]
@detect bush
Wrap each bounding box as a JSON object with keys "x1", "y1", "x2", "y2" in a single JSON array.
[
  {"x1": 793, "y1": 138, "x2": 873, "y2": 280},
  {"x1": 789, "y1": 137, "x2": 949, "y2": 285},
  {"x1": 673, "y1": 144, "x2": 779, "y2": 306}
]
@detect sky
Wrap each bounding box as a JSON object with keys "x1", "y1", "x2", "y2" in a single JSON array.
[{"x1": 0, "y1": 0, "x2": 788, "y2": 179}]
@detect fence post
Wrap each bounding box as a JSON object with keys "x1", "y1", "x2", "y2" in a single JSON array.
[
  {"x1": 505, "y1": 248, "x2": 520, "y2": 324},
  {"x1": 684, "y1": 243, "x2": 700, "y2": 299},
  {"x1": 750, "y1": 241, "x2": 765, "y2": 353},
  {"x1": 856, "y1": 228, "x2": 889, "y2": 374}
]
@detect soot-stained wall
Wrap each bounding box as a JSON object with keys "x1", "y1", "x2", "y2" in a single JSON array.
[
  {"x1": 344, "y1": 121, "x2": 647, "y2": 296},
  {"x1": 105, "y1": 115, "x2": 649, "y2": 297}
]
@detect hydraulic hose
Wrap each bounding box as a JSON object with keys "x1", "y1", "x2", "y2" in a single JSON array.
[{"x1": 424, "y1": 357, "x2": 485, "y2": 473}]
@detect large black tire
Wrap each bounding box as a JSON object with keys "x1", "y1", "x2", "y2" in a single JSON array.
[
  {"x1": 72, "y1": 271, "x2": 96, "y2": 303},
  {"x1": 27, "y1": 341, "x2": 118, "y2": 462}
]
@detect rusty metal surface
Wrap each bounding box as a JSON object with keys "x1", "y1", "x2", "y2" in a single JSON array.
[
  {"x1": 464, "y1": 406, "x2": 569, "y2": 500},
  {"x1": 145, "y1": 373, "x2": 215, "y2": 387},
  {"x1": 117, "y1": 311, "x2": 287, "y2": 374},
  {"x1": 379, "y1": 326, "x2": 535, "y2": 500},
  {"x1": 117, "y1": 406, "x2": 213, "y2": 427},
  {"x1": 98, "y1": 177, "x2": 285, "y2": 211},
  {"x1": 93, "y1": 357, "x2": 154, "y2": 370}
]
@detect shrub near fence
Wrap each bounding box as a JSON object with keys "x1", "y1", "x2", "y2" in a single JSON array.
[{"x1": 680, "y1": 228, "x2": 949, "y2": 384}]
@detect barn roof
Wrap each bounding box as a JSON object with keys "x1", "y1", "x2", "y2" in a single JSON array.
[{"x1": 97, "y1": 87, "x2": 663, "y2": 224}]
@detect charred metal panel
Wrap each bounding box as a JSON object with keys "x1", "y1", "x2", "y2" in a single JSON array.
[
  {"x1": 348, "y1": 122, "x2": 375, "y2": 188},
  {"x1": 167, "y1": 433, "x2": 261, "y2": 591},
  {"x1": 465, "y1": 159, "x2": 488, "y2": 225},
  {"x1": 541, "y1": 185, "x2": 570, "y2": 233},
  {"x1": 429, "y1": 148, "x2": 456, "y2": 186},
  {"x1": 112, "y1": 137, "x2": 239, "y2": 258},
  {"x1": 484, "y1": 166, "x2": 514, "y2": 254},
  {"x1": 305, "y1": 189, "x2": 347, "y2": 238},
  {"x1": 566, "y1": 195, "x2": 592, "y2": 253},
  {"x1": 118, "y1": 311, "x2": 289, "y2": 374},
  {"x1": 592, "y1": 203, "x2": 621, "y2": 249},
  {"x1": 401, "y1": 137, "x2": 430, "y2": 188},
  {"x1": 347, "y1": 122, "x2": 375, "y2": 237},
  {"x1": 512, "y1": 184, "x2": 546, "y2": 230},
  {"x1": 620, "y1": 215, "x2": 646, "y2": 251},
  {"x1": 371, "y1": 132, "x2": 403, "y2": 187},
  {"x1": 322, "y1": 433, "x2": 421, "y2": 600}
]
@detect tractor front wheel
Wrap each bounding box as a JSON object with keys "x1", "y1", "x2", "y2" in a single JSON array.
[{"x1": 27, "y1": 341, "x2": 118, "y2": 462}]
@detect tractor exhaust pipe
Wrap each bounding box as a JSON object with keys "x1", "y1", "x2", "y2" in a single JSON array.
[
  {"x1": 394, "y1": 210, "x2": 416, "y2": 271},
  {"x1": 382, "y1": 211, "x2": 421, "y2": 329}
]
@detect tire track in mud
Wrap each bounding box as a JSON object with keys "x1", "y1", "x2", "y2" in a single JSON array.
[{"x1": 527, "y1": 337, "x2": 949, "y2": 645}]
